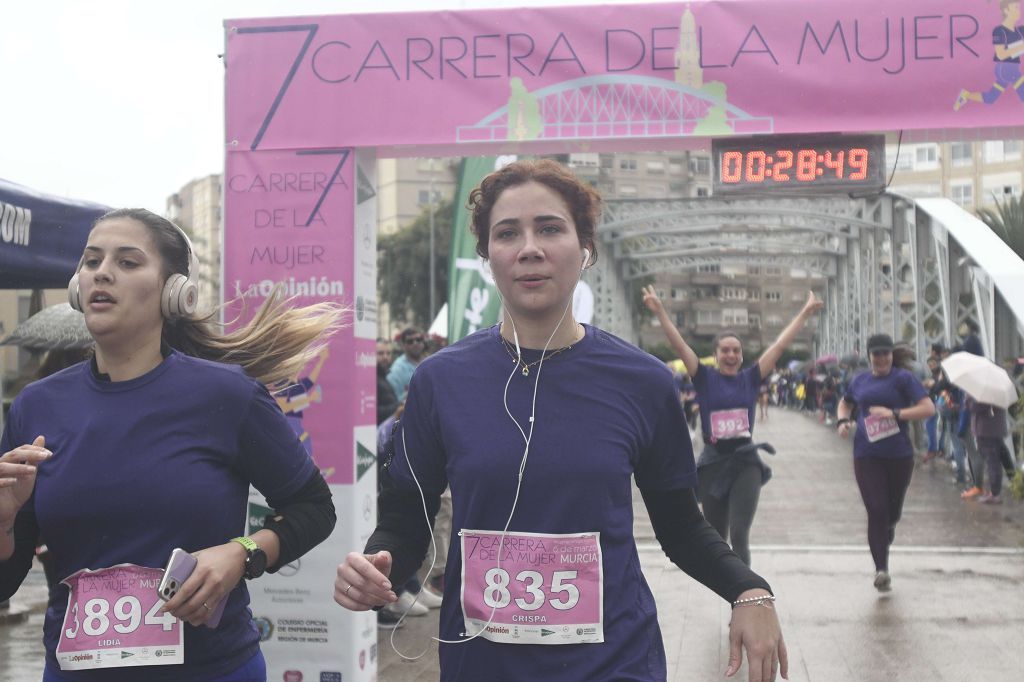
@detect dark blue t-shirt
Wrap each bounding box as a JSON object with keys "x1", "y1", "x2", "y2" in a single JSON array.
[
  {"x1": 693, "y1": 363, "x2": 762, "y2": 444},
  {"x1": 843, "y1": 368, "x2": 928, "y2": 459},
  {"x1": 1, "y1": 352, "x2": 316, "y2": 680},
  {"x1": 961, "y1": 333, "x2": 984, "y2": 357},
  {"x1": 993, "y1": 25, "x2": 1024, "y2": 63},
  {"x1": 390, "y1": 324, "x2": 697, "y2": 681}
]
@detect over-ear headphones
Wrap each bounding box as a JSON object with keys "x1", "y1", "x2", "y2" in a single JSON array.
[{"x1": 68, "y1": 220, "x2": 200, "y2": 320}]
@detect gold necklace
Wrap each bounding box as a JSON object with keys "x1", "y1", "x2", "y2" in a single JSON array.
[{"x1": 499, "y1": 335, "x2": 575, "y2": 376}]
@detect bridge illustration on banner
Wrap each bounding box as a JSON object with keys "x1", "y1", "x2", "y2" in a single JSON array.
[{"x1": 456, "y1": 74, "x2": 774, "y2": 143}]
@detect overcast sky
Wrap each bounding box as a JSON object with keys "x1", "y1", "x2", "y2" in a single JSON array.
[{"x1": 2, "y1": 0, "x2": 649, "y2": 213}]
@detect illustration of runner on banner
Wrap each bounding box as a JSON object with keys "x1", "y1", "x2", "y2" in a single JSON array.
[{"x1": 955, "y1": 0, "x2": 1024, "y2": 110}]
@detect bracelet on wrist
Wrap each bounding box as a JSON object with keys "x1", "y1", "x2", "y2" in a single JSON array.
[
  {"x1": 893, "y1": 408, "x2": 902, "y2": 421},
  {"x1": 836, "y1": 418, "x2": 851, "y2": 428},
  {"x1": 732, "y1": 594, "x2": 776, "y2": 609}
]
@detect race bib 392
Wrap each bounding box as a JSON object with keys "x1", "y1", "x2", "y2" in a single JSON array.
[{"x1": 710, "y1": 408, "x2": 751, "y2": 441}]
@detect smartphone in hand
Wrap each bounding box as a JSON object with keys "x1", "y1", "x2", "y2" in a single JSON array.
[{"x1": 157, "y1": 548, "x2": 228, "y2": 628}]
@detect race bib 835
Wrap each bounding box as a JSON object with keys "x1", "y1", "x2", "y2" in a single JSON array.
[{"x1": 460, "y1": 530, "x2": 604, "y2": 645}]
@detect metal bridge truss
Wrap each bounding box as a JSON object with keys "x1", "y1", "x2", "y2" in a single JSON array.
[
  {"x1": 911, "y1": 202, "x2": 1017, "y2": 361},
  {"x1": 457, "y1": 75, "x2": 774, "y2": 143},
  {"x1": 592, "y1": 193, "x2": 1021, "y2": 363}
]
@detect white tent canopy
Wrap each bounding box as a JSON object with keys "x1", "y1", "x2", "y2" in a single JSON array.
[{"x1": 428, "y1": 303, "x2": 448, "y2": 338}]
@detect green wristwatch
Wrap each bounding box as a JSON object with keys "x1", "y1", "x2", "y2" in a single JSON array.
[{"x1": 231, "y1": 536, "x2": 268, "y2": 580}]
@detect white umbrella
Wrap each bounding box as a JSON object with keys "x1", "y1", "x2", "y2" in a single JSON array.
[{"x1": 941, "y1": 352, "x2": 1018, "y2": 409}]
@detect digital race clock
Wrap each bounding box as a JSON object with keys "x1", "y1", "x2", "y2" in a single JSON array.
[{"x1": 711, "y1": 134, "x2": 886, "y2": 195}]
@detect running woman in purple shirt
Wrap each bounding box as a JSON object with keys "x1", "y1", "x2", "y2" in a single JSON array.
[
  {"x1": 335, "y1": 160, "x2": 787, "y2": 682},
  {"x1": 643, "y1": 286, "x2": 823, "y2": 566},
  {"x1": 1, "y1": 208, "x2": 342, "y2": 681},
  {"x1": 836, "y1": 333, "x2": 934, "y2": 593}
]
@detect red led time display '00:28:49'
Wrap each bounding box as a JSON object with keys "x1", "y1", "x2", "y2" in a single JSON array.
[{"x1": 720, "y1": 149, "x2": 870, "y2": 183}]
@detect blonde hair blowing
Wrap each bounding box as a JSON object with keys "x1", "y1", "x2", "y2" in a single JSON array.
[{"x1": 163, "y1": 285, "x2": 347, "y2": 386}]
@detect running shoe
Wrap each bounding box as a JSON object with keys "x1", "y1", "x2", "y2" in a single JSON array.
[
  {"x1": 413, "y1": 585, "x2": 444, "y2": 609},
  {"x1": 873, "y1": 571, "x2": 892, "y2": 592},
  {"x1": 960, "y1": 486, "x2": 983, "y2": 500},
  {"x1": 427, "y1": 574, "x2": 445, "y2": 594},
  {"x1": 383, "y1": 591, "x2": 429, "y2": 617},
  {"x1": 979, "y1": 493, "x2": 1002, "y2": 505},
  {"x1": 377, "y1": 610, "x2": 405, "y2": 630},
  {"x1": 953, "y1": 89, "x2": 969, "y2": 111}
]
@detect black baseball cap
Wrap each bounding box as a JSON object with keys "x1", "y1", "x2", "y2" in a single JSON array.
[{"x1": 867, "y1": 334, "x2": 894, "y2": 353}]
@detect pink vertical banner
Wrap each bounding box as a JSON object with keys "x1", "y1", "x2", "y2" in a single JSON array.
[{"x1": 224, "y1": 148, "x2": 373, "y2": 485}]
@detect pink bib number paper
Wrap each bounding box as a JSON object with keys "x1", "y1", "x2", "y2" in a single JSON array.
[
  {"x1": 710, "y1": 408, "x2": 751, "y2": 441},
  {"x1": 864, "y1": 415, "x2": 900, "y2": 443},
  {"x1": 460, "y1": 530, "x2": 603, "y2": 645},
  {"x1": 57, "y1": 565, "x2": 182, "y2": 671}
]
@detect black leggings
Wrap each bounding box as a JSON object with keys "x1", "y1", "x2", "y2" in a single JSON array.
[
  {"x1": 977, "y1": 437, "x2": 1006, "y2": 496},
  {"x1": 853, "y1": 456, "x2": 914, "y2": 572},
  {"x1": 698, "y1": 461, "x2": 762, "y2": 566}
]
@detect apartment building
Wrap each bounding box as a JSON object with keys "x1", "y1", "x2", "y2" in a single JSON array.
[
  {"x1": 567, "y1": 151, "x2": 711, "y2": 199},
  {"x1": 375, "y1": 157, "x2": 458, "y2": 336},
  {"x1": 166, "y1": 174, "x2": 222, "y2": 309},
  {"x1": 376, "y1": 158, "x2": 458, "y2": 237},
  {"x1": 638, "y1": 264, "x2": 823, "y2": 357},
  {"x1": 887, "y1": 139, "x2": 1023, "y2": 210}
]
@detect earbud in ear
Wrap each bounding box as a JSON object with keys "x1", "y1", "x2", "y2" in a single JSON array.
[{"x1": 581, "y1": 248, "x2": 591, "y2": 269}]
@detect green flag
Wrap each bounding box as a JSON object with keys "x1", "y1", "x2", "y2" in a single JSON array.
[{"x1": 447, "y1": 157, "x2": 503, "y2": 342}]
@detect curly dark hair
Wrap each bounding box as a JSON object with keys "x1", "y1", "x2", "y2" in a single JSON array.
[{"x1": 467, "y1": 159, "x2": 601, "y2": 265}]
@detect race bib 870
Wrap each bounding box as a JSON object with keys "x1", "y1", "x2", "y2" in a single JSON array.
[
  {"x1": 460, "y1": 530, "x2": 604, "y2": 645},
  {"x1": 864, "y1": 414, "x2": 900, "y2": 443}
]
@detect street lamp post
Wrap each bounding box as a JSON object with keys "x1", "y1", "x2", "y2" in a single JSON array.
[{"x1": 428, "y1": 158, "x2": 436, "y2": 324}]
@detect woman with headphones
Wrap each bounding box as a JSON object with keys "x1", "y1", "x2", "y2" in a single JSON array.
[
  {"x1": 334, "y1": 161, "x2": 786, "y2": 682},
  {"x1": 642, "y1": 287, "x2": 823, "y2": 567},
  {"x1": 0, "y1": 208, "x2": 342, "y2": 681}
]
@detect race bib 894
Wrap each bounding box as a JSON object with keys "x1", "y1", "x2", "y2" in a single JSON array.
[{"x1": 56, "y1": 565, "x2": 183, "y2": 671}]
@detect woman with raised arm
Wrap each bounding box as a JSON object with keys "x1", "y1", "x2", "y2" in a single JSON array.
[
  {"x1": 335, "y1": 160, "x2": 786, "y2": 682},
  {"x1": 643, "y1": 285, "x2": 823, "y2": 566},
  {"x1": 0, "y1": 208, "x2": 342, "y2": 681}
]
